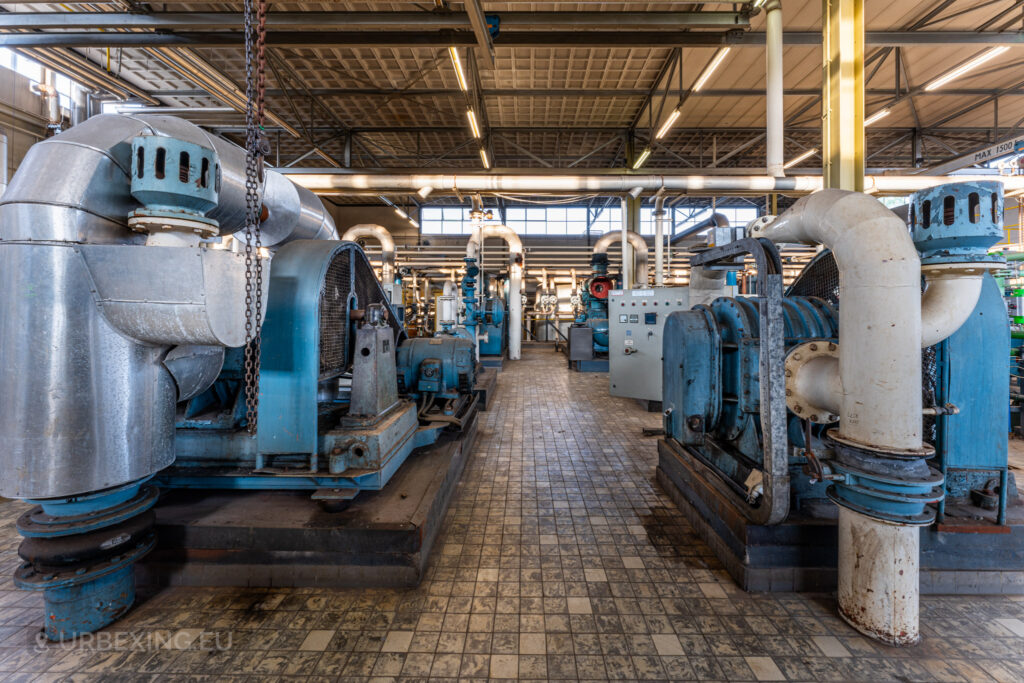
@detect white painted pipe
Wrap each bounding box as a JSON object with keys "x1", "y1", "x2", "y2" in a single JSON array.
[
  {"x1": 341, "y1": 224, "x2": 397, "y2": 285},
  {"x1": 283, "y1": 171, "x2": 1024, "y2": 196},
  {"x1": 765, "y1": 0, "x2": 784, "y2": 178},
  {"x1": 837, "y1": 508, "x2": 920, "y2": 647},
  {"x1": 654, "y1": 196, "x2": 667, "y2": 286},
  {"x1": 620, "y1": 198, "x2": 632, "y2": 292},
  {"x1": 785, "y1": 271, "x2": 986, "y2": 417},
  {"x1": 920, "y1": 271, "x2": 985, "y2": 348},
  {"x1": 752, "y1": 190, "x2": 923, "y2": 452},
  {"x1": 593, "y1": 230, "x2": 649, "y2": 289},
  {"x1": 466, "y1": 224, "x2": 523, "y2": 360}
]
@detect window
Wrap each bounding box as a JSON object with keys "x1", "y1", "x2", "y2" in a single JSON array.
[{"x1": 419, "y1": 204, "x2": 759, "y2": 237}]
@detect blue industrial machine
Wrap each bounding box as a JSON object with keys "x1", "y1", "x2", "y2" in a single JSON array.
[
  {"x1": 460, "y1": 255, "x2": 507, "y2": 359},
  {"x1": 167, "y1": 240, "x2": 478, "y2": 500},
  {"x1": 568, "y1": 252, "x2": 616, "y2": 371},
  {"x1": 1, "y1": 116, "x2": 481, "y2": 640},
  {"x1": 657, "y1": 181, "x2": 1021, "y2": 592}
]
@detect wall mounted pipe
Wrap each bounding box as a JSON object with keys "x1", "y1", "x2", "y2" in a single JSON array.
[
  {"x1": 593, "y1": 230, "x2": 649, "y2": 288},
  {"x1": 654, "y1": 196, "x2": 667, "y2": 286},
  {"x1": 466, "y1": 223, "x2": 523, "y2": 360},
  {"x1": 0, "y1": 113, "x2": 337, "y2": 501},
  {"x1": 342, "y1": 223, "x2": 396, "y2": 284},
  {"x1": 283, "y1": 170, "x2": 1024, "y2": 197}
]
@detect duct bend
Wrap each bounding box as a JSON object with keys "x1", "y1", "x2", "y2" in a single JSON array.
[
  {"x1": 0, "y1": 114, "x2": 337, "y2": 500},
  {"x1": 593, "y1": 231, "x2": 649, "y2": 288},
  {"x1": 466, "y1": 224, "x2": 523, "y2": 360},
  {"x1": 752, "y1": 190, "x2": 926, "y2": 451},
  {"x1": 342, "y1": 224, "x2": 397, "y2": 284},
  {"x1": 754, "y1": 191, "x2": 989, "y2": 446}
]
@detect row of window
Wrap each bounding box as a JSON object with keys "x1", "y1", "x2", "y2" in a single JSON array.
[
  {"x1": 420, "y1": 206, "x2": 760, "y2": 236},
  {"x1": 0, "y1": 48, "x2": 77, "y2": 112}
]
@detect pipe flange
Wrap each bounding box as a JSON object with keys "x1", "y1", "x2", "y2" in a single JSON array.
[
  {"x1": 825, "y1": 432, "x2": 943, "y2": 525},
  {"x1": 920, "y1": 260, "x2": 1005, "y2": 276},
  {"x1": 128, "y1": 212, "x2": 219, "y2": 238},
  {"x1": 784, "y1": 340, "x2": 839, "y2": 423}
]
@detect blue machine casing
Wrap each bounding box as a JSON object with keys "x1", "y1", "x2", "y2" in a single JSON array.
[{"x1": 397, "y1": 336, "x2": 476, "y2": 399}]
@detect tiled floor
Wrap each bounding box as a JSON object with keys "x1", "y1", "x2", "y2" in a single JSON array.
[{"x1": 2, "y1": 345, "x2": 1024, "y2": 681}]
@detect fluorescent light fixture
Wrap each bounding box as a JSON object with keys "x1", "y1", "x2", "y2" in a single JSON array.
[
  {"x1": 394, "y1": 207, "x2": 409, "y2": 219},
  {"x1": 466, "y1": 108, "x2": 482, "y2": 138},
  {"x1": 924, "y1": 46, "x2": 1010, "y2": 91},
  {"x1": 408, "y1": 218, "x2": 420, "y2": 229},
  {"x1": 479, "y1": 148, "x2": 490, "y2": 169},
  {"x1": 693, "y1": 47, "x2": 731, "y2": 92},
  {"x1": 752, "y1": 0, "x2": 767, "y2": 7},
  {"x1": 632, "y1": 147, "x2": 651, "y2": 169},
  {"x1": 449, "y1": 46, "x2": 469, "y2": 92},
  {"x1": 655, "y1": 108, "x2": 681, "y2": 139},
  {"x1": 864, "y1": 108, "x2": 891, "y2": 126},
  {"x1": 783, "y1": 147, "x2": 817, "y2": 169}
]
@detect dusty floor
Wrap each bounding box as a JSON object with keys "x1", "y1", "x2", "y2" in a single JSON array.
[{"x1": 1, "y1": 346, "x2": 1024, "y2": 681}]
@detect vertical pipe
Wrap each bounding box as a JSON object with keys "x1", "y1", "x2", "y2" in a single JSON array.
[
  {"x1": 654, "y1": 196, "x2": 666, "y2": 286},
  {"x1": 0, "y1": 132, "x2": 8, "y2": 197},
  {"x1": 620, "y1": 197, "x2": 632, "y2": 291},
  {"x1": 837, "y1": 508, "x2": 919, "y2": 646},
  {"x1": 765, "y1": 0, "x2": 784, "y2": 178}
]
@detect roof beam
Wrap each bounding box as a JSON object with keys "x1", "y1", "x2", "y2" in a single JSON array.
[
  {"x1": 463, "y1": 1, "x2": 495, "y2": 70},
  {"x1": 0, "y1": 11, "x2": 751, "y2": 30},
  {"x1": 152, "y1": 86, "x2": 1024, "y2": 98},
  {"x1": 3, "y1": 30, "x2": 1022, "y2": 49}
]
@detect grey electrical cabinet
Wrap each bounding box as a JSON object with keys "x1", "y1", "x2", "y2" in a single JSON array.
[{"x1": 608, "y1": 287, "x2": 690, "y2": 403}]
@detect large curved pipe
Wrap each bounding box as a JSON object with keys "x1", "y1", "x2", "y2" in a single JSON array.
[
  {"x1": 921, "y1": 271, "x2": 985, "y2": 348},
  {"x1": 342, "y1": 224, "x2": 396, "y2": 285},
  {"x1": 467, "y1": 224, "x2": 523, "y2": 360},
  {"x1": 753, "y1": 190, "x2": 923, "y2": 451},
  {"x1": 752, "y1": 189, "x2": 988, "y2": 648},
  {"x1": 0, "y1": 114, "x2": 337, "y2": 501},
  {"x1": 593, "y1": 230, "x2": 649, "y2": 288},
  {"x1": 0, "y1": 113, "x2": 335, "y2": 247}
]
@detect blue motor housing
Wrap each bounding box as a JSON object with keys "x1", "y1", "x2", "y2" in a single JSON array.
[
  {"x1": 663, "y1": 295, "x2": 838, "y2": 500},
  {"x1": 397, "y1": 336, "x2": 476, "y2": 399}
]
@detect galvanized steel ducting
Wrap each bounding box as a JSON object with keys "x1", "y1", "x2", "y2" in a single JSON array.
[{"x1": 0, "y1": 114, "x2": 337, "y2": 500}]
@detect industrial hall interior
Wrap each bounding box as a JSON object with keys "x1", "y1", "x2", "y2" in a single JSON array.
[{"x1": 6, "y1": 0, "x2": 1024, "y2": 681}]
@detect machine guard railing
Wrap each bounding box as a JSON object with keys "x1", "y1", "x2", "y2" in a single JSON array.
[{"x1": 684, "y1": 237, "x2": 790, "y2": 525}]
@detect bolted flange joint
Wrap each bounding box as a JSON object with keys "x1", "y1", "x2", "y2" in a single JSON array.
[{"x1": 824, "y1": 433, "x2": 944, "y2": 526}]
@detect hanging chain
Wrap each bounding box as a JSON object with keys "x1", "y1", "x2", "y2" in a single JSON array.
[{"x1": 242, "y1": 0, "x2": 267, "y2": 435}]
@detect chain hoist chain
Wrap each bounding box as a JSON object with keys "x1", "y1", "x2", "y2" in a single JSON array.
[{"x1": 242, "y1": 0, "x2": 267, "y2": 435}]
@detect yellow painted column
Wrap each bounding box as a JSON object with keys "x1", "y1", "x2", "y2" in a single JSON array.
[{"x1": 822, "y1": 0, "x2": 864, "y2": 191}]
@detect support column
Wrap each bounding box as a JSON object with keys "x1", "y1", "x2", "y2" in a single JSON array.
[
  {"x1": 822, "y1": 0, "x2": 864, "y2": 191},
  {"x1": 765, "y1": 0, "x2": 784, "y2": 178}
]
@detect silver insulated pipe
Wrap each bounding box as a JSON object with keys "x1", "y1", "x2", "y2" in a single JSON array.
[{"x1": 0, "y1": 114, "x2": 337, "y2": 500}]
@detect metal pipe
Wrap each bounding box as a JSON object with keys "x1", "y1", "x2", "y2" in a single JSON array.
[
  {"x1": 593, "y1": 230, "x2": 649, "y2": 289},
  {"x1": 765, "y1": 0, "x2": 784, "y2": 177},
  {"x1": 654, "y1": 196, "x2": 667, "y2": 286},
  {"x1": 752, "y1": 189, "x2": 965, "y2": 647},
  {"x1": 920, "y1": 271, "x2": 985, "y2": 348},
  {"x1": 753, "y1": 190, "x2": 923, "y2": 450},
  {"x1": 286, "y1": 171, "x2": 1024, "y2": 197},
  {"x1": 0, "y1": 113, "x2": 337, "y2": 500},
  {"x1": 672, "y1": 211, "x2": 729, "y2": 243},
  {"x1": 342, "y1": 224, "x2": 396, "y2": 285},
  {"x1": 620, "y1": 197, "x2": 632, "y2": 291},
  {"x1": 466, "y1": 224, "x2": 523, "y2": 360}
]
